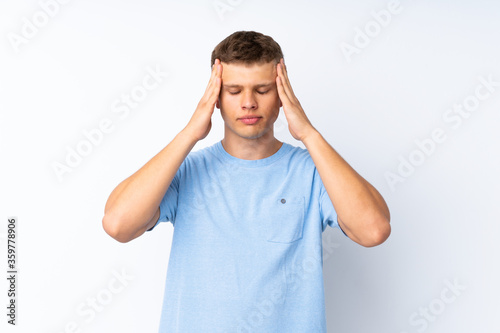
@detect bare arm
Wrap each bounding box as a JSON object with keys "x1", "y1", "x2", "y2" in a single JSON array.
[
  {"x1": 302, "y1": 131, "x2": 391, "y2": 247},
  {"x1": 102, "y1": 59, "x2": 223, "y2": 243},
  {"x1": 276, "y1": 59, "x2": 390, "y2": 247}
]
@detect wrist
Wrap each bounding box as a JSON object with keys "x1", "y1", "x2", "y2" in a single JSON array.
[
  {"x1": 178, "y1": 127, "x2": 201, "y2": 145},
  {"x1": 300, "y1": 127, "x2": 320, "y2": 145}
]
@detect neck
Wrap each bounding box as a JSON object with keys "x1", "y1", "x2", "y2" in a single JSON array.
[{"x1": 221, "y1": 131, "x2": 283, "y2": 160}]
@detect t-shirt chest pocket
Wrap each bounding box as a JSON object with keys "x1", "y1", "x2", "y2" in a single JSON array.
[{"x1": 263, "y1": 196, "x2": 305, "y2": 243}]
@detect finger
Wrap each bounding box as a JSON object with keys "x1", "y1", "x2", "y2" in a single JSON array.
[
  {"x1": 276, "y1": 74, "x2": 291, "y2": 107},
  {"x1": 205, "y1": 79, "x2": 220, "y2": 106},
  {"x1": 203, "y1": 70, "x2": 217, "y2": 99},
  {"x1": 204, "y1": 60, "x2": 221, "y2": 98},
  {"x1": 209, "y1": 59, "x2": 219, "y2": 81},
  {"x1": 209, "y1": 59, "x2": 221, "y2": 85},
  {"x1": 279, "y1": 60, "x2": 294, "y2": 97},
  {"x1": 277, "y1": 63, "x2": 292, "y2": 100},
  {"x1": 278, "y1": 62, "x2": 297, "y2": 103},
  {"x1": 280, "y1": 58, "x2": 289, "y2": 80},
  {"x1": 206, "y1": 65, "x2": 222, "y2": 104},
  {"x1": 280, "y1": 59, "x2": 296, "y2": 96},
  {"x1": 212, "y1": 61, "x2": 222, "y2": 94},
  {"x1": 212, "y1": 77, "x2": 221, "y2": 101}
]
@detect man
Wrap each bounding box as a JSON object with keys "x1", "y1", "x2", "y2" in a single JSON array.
[{"x1": 103, "y1": 31, "x2": 391, "y2": 332}]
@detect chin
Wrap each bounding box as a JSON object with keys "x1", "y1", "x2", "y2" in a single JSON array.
[{"x1": 239, "y1": 128, "x2": 272, "y2": 140}]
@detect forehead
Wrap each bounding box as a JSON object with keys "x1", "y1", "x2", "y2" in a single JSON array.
[{"x1": 221, "y1": 61, "x2": 277, "y2": 85}]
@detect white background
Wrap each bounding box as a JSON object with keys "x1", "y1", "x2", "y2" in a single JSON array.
[{"x1": 1, "y1": 0, "x2": 499, "y2": 332}]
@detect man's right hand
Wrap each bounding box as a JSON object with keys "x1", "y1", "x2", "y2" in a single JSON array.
[
  {"x1": 103, "y1": 59, "x2": 223, "y2": 243},
  {"x1": 184, "y1": 58, "x2": 223, "y2": 141}
]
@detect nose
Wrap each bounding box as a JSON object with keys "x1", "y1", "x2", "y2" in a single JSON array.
[{"x1": 241, "y1": 91, "x2": 257, "y2": 110}]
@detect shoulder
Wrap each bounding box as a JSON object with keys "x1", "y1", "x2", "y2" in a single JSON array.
[
  {"x1": 179, "y1": 141, "x2": 220, "y2": 170},
  {"x1": 283, "y1": 142, "x2": 315, "y2": 166}
]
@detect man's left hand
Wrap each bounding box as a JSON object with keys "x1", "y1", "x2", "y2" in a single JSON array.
[{"x1": 276, "y1": 58, "x2": 317, "y2": 141}]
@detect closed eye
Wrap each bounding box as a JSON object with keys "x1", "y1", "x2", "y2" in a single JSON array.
[{"x1": 226, "y1": 89, "x2": 270, "y2": 95}]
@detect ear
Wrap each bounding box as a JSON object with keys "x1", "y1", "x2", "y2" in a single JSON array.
[{"x1": 216, "y1": 98, "x2": 220, "y2": 109}]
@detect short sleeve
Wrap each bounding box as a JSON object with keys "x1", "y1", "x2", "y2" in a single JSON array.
[
  {"x1": 317, "y1": 169, "x2": 348, "y2": 237},
  {"x1": 146, "y1": 166, "x2": 181, "y2": 231}
]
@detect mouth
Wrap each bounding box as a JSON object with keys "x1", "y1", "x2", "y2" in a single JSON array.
[{"x1": 239, "y1": 116, "x2": 262, "y2": 125}]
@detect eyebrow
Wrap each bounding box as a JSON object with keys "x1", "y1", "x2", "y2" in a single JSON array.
[{"x1": 223, "y1": 83, "x2": 274, "y2": 89}]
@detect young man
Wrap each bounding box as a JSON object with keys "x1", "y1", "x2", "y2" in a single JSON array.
[{"x1": 103, "y1": 31, "x2": 390, "y2": 332}]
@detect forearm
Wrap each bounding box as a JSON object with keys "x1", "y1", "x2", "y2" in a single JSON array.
[
  {"x1": 302, "y1": 130, "x2": 390, "y2": 247},
  {"x1": 103, "y1": 128, "x2": 198, "y2": 242}
]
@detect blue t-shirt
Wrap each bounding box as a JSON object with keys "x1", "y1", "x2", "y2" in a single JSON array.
[{"x1": 148, "y1": 140, "x2": 346, "y2": 332}]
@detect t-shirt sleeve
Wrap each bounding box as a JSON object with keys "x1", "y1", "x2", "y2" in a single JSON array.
[
  {"x1": 146, "y1": 166, "x2": 182, "y2": 231},
  {"x1": 317, "y1": 169, "x2": 348, "y2": 237}
]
